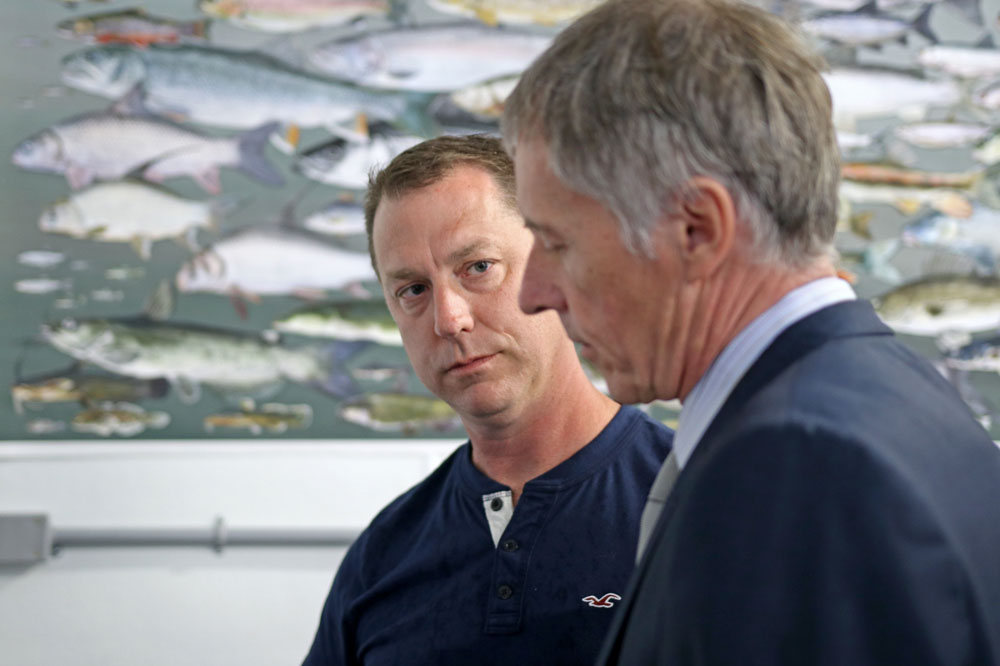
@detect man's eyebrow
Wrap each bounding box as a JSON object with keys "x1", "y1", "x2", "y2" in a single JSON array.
[
  {"x1": 446, "y1": 239, "x2": 498, "y2": 264},
  {"x1": 385, "y1": 267, "x2": 421, "y2": 283}
]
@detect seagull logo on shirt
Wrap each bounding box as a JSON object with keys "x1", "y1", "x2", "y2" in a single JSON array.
[{"x1": 582, "y1": 593, "x2": 621, "y2": 608}]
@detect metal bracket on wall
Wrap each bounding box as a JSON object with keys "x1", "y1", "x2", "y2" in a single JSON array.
[{"x1": 0, "y1": 513, "x2": 358, "y2": 560}]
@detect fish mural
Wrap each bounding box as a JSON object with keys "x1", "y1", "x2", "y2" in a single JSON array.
[{"x1": 5, "y1": 0, "x2": 1000, "y2": 440}]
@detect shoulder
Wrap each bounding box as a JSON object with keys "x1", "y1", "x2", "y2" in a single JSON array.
[
  {"x1": 347, "y1": 445, "x2": 467, "y2": 579},
  {"x1": 615, "y1": 404, "x2": 674, "y2": 454}
]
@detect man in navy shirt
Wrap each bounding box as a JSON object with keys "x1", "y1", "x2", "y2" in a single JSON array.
[{"x1": 302, "y1": 135, "x2": 673, "y2": 666}]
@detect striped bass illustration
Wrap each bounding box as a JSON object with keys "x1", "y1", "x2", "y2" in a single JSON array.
[
  {"x1": 60, "y1": 44, "x2": 435, "y2": 135},
  {"x1": 309, "y1": 24, "x2": 552, "y2": 92},
  {"x1": 203, "y1": 403, "x2": 313, "y2": 434}
]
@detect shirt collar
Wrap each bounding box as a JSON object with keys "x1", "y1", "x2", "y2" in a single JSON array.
[{"x1": 673, "y1": 277, "x2": 856, "y2": 469}]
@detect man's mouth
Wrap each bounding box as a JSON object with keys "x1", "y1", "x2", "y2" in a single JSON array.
[{"x1": 446, "y1": 353, "x2": 497, "y2": 373}]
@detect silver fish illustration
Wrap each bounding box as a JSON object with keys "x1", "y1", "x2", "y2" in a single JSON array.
[
  {"x1": 802, "y1": 3, "x2": 935, "y2": 47},
  {"x1": 273, "y1": 300, "x2": 401, "y2": 345},
  {"x1": 301, "y1": 202, "x2": 367, "y2": 236},
  {"x1": 41, "y1": 317, "x2": 361, "y2": 403},
  {"x1": 175, "y1": 227, "x2": 377, "y2": 306},
  {"x1": 198, "y1": 0, "x2": 389, "y2": 33},
  {"x1": 918, "y1": 42, "x2": 1000, "y2": 79},
  {"x1": 71, "y1": 401, "x2": 170, "y2": 437},
  {"x1": 425, "y1": 0, "x2": 602, "y2": 26},
  {"x1": 203, "y1": 403, "x2": 313, "y2": 434},
  {"x1": 823, "y1": 67, "x2": 962, "y2": 130},
  {"x1": 338, "y1": 392, "x2": 461, "y2": 434},
  {"x1": 294, "y1": 123, "x2": 422, "y2": 189},
  {"x1": 39, "y1": 180, "x2": 225, "y2": 259},
  {"x1": 309, "y1": 23, "x2": 552, "y2": 92},
  {"x1": 60, "y1": 44, "x2": 435, "y2": 135},
  {"x1": 57, "y1": 7, "x2": 210, "y2": 46},
  {"x1": 901, "y1": 205, "x2": 1000, "y2": 274},
  {"x1": 11, "y1": 105, "x2": 282, "y2": 193},
  {"x1": 872, "y1": 275, "x2": 1000, "y2": 337}
]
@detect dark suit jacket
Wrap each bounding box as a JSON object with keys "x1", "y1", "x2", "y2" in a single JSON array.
[{"x1": 598, "y1": 300, "x2": 1000, "y2": 665}]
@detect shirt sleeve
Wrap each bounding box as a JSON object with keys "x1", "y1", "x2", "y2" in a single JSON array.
[{"x1": 301, "y1": 533, "x2": 369, "y2": 666}]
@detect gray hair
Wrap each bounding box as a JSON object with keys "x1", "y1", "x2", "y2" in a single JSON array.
[{"x1": 501, "y1": 0, "x2": 840, "y2": 266}]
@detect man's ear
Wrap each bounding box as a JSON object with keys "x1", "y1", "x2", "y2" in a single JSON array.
[{"x1": 674, "y1": 177, "x2": 736, "y2": 280}]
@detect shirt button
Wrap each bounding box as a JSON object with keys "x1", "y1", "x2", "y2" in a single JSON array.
[
  {"x1": 501, "y1": 539, "x2": 519, "y2": 552},
  {"x1": 497, "y1": 584, "x2": 513, "y2": 600},
  {"x1": 490, "y1": 497, "x2": 504, "y2": 511}
]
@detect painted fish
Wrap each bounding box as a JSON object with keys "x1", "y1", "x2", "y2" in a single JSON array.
[
  {"x1": 823, "y1": 67, "x2": 962, "y2": 130},
  {"x1": 17, "y1": 250, "x2": 66, "y2": 268},
  {"x1": 872, "y1": 275, "x2": 1000, "y2": 337},
  {"x1": 204, "y1": 403, "x2": 313, "y2": 434},
  {"x1": 294, "y1": 123, "x2": 422, "y2": 189},
  {"x1": 338, "y1": 392, "x2": 461, "y2": 434},
  {"x1": 945, "y1": 335, "x2": 1000, "y2": 372},
  {"x1": 57, "y1": 8, "x2": 210, "y2": 46},
  {"x1": 11, "y1": 372, "x2": 169, "y2": 414},
  {"x1": 25, "y1": 419, "x2": 68, "y2": 435},
  {"x1": 838, "y1": 180, "x2": 972, "y2": 218},
  {"x1": 444, "y1": 73, "x2": 518, "y2": 121},
  {"x1": 425, "y1": 0, "x2": 601, "y2": 26},
  {"x1": 901, "y1": 205, "x2": 1000, "y2": 274},
  {"x1": 309, "y1": 24, "x2": 551, "y2": 92},
  {"x1": 301, "y1": 201, "x2": 366, "y2": 236},
  {"x1": 11, "y1": 106, "x2": 282, "y2": 193},
  {"x1": 801, "y1": 3, "x2": 935, "y2": 47},
  {"x1": 41, "y1": 316, "x2": 360, "y2": 402},
  {"x1": 71, "y1": 401, "x2": 170, "y2": 437},
  {"x1": 198, "y1": 0, "x2": 389, "y2": 33},
  {"x1": 892, "y1": 122, "x2": 992, "y2": 150},
  {"x1": 38, "y1": 180, "x2": 225, "y2": 259},
  {"x1": 918, "y1": 42, "x2": 1000, "y2": 80},
  {"x1": 841, "y1": 163, "x2": 983, "y2": 189},
  {"x1": 273, "y1": 300, "x2": 401, "y2": 344},
  {"x1": 60, "y1": 44, "x2": 435, "y2": 136},
  {"x1": 175, "y1": 227, "x2": 377, "y2": 305},
  {"x1": 15, "y1": 278, "x2": 71, "y2": 294}
]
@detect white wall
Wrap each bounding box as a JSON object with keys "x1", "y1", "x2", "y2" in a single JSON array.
[{"x1": 0, "y1": 440, "x2": 460, "y2": 666}]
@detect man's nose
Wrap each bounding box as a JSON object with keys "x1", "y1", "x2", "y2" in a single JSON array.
[
  {"x1": 519, "y1": 242, "x2": 565, "y2": 315},
  {"x1": 434, "y1": 285, "x2": 474, "y2": 338}
]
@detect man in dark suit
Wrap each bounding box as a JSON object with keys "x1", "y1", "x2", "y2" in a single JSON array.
[{"x1": 501, "y1": 0, "x2": 1000, "y2": 663}]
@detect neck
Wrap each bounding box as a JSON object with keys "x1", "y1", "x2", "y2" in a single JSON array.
[
  {"x1": 465, "y1": 371, "x2": 619, "y2": 504},
  {"x1": 675, "y1": 254, "x2": 837, "y2": 402}
]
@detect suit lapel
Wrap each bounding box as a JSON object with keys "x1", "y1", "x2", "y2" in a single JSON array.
[{"x1": 596, "y1": 300, "x2": 892, "y2": 665}]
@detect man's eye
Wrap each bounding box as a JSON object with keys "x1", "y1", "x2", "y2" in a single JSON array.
[
  {"x1": 398, "y1": 284, "x2": 427, "y2": 299},
  {"x1": 469, "y1": 260, "x2": 493, "y2": 274}
]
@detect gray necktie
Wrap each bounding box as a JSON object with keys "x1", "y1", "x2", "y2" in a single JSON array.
[{"x1": 635, "y1": 450, "x2": 679, "y2": 562}]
